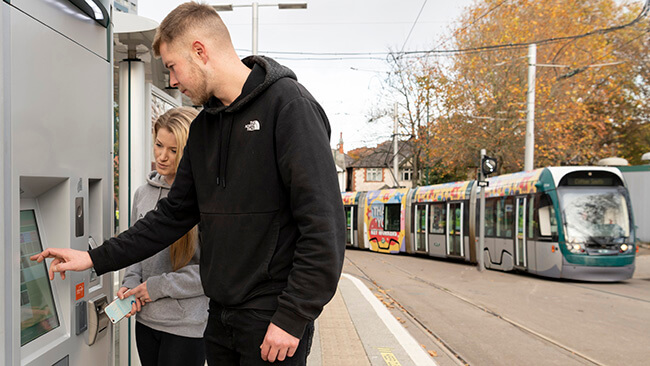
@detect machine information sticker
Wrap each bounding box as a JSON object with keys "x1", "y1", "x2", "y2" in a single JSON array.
[{"x1": 75, "y1": 283, "x2": 85, "y2": 301}]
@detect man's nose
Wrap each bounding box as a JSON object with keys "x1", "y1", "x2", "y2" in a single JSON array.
[{"x1": 169, "y1": 73, "x2": 178, "y2": 87}]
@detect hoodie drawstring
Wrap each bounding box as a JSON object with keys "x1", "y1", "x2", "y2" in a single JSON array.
[
  {"x1": 216, "y1": 114, "x2": 233, "y2": 189},
  {"x1": 219, "y1": 116, "x2": 233, "y2": 189},
  {"x1": 216, "y1": 116, "x2": 223, "y2": 186}
]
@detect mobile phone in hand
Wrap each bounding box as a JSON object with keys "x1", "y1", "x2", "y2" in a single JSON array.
[{"x1": 104, "y1": 294, "x2": 136, "y2": 324}]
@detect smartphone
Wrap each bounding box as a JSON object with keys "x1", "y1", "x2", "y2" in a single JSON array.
[{"x1": 104, "y1": 294, "x2": 136, "y2": 324}]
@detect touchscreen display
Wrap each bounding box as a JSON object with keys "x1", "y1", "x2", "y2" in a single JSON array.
[{"x1": 20, "y1": 210, "x2": 60, "y2": 346}]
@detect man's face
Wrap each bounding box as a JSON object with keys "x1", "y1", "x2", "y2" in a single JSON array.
[{"x1": 160, "y1": 42, "x2": 211, "y2": 105}]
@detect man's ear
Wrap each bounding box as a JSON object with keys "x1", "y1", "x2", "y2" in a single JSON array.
[{"x1": 192, "y1": 40, "x2": 208, "y2": 64}]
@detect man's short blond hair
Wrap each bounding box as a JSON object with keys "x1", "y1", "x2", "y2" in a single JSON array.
[{"x1": 152, "y1": 2, "x2": 230, "y2": 57}]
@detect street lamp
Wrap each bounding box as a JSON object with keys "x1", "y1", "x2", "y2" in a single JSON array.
[{"x1": 212, "y1": 2, "x2": 307, "y2": 55}]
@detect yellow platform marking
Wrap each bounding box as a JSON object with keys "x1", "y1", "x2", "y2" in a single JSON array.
[{"x1": 378, "y1": 347, "x2": 402, "y2": 366}]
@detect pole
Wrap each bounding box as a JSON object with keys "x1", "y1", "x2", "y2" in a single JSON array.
[
  {"x1": 393, "y1": 103, "x2": 399, "y2": 187},
  {"x1": 478, "y1": 149, "x2": 486, "y2": 272},
  {"x1": 524, "y1": 43, "x2": 536, "y2": 171},
  {"x1": 252, "y1": 2, "x2": 259, "y2": 55}
]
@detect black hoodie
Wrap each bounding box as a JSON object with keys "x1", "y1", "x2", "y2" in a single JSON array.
[{"x1": 89, "y1": 56, "x2": 346, "y2": 338}]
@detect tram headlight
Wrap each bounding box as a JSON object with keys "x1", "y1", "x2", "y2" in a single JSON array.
[
  {"x1": 566, "y1": 243, "x2": 585, "y2": 254},
  {"x1": 620, "y1": 244, "x2": 629, "y2": 253}
]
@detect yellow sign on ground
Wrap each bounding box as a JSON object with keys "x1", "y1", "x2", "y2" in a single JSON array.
[{"x1": 378, "y1": 347, "x2": 402, "y2": 366}]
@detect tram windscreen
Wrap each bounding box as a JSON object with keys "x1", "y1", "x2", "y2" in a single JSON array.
[
  {"x1": 558, "y1": 187, "x2": 630, "y2": 243},
  {"x1": 19, "y1": 210, "x2": 60, "y2": 346}
]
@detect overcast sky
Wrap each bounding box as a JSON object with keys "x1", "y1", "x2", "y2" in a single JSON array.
[{"x1": 138, "y1": 0, "x2": 475, "y2": 151}]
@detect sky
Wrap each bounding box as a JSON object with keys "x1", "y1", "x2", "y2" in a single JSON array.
[{"x1": 137, "y1": 0, "x2": 475, "y2": 151}]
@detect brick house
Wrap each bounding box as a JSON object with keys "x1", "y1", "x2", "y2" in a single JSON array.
[{"x1": 346, "y1": 140, "x2": 414, "y2": 192}]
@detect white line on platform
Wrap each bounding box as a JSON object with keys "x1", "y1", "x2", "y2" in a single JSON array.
[{"x1": 342, "y1": 273, "x2": 438, "y2": 366}]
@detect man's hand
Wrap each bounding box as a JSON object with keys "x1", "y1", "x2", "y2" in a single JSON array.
[
  {"x1": 30, "y1": 248, "x2": 93, "y2": 280},
  {"x1": 260, "y1": 323, "x2": 300, "y2": 363}
]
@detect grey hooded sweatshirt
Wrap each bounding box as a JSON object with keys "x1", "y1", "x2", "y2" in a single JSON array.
[{"x1": 121, "y1": 171, "x2": 208, "y2": 338}]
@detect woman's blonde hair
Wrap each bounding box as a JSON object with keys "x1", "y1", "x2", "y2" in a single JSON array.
[{"x1": 154, "y1": 106, "x2": 200, "y2": 271}]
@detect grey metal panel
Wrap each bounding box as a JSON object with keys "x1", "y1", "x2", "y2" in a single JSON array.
[
  {"x1": 535, "y1": 241, "x2": 562, "y2": 275},
  {"x1": 11, "y1": 0, "x2": 109, "y2": 60},
  {"x1": 526, "y1": 239, "x2": 537, "y2": 273},
  {"x1": 1, "y1": 3, "x2": 10, "y2": 364},
  {"x1": 485, "y1": 237, "x2": 496, "y2": 263},
  {"x1": 11, "y1": 8, "x2": 111, "y2": 178},
  {"x1": 620, "y1": 170, "x2": 650, "y2": 242},
  {"x1": 7, "y1": 3, "x2": 113, "y2": 366},
  {"x1": 427, "y1": 234, "x2": 446, "y2": 257}
]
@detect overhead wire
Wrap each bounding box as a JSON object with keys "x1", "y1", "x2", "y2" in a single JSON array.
[
  {"x1": 400, "y1": 0, "x2": 429, "y2": 54},
  {"x1": 243, "y1": 0, "x2": 649, "y2": 61}
]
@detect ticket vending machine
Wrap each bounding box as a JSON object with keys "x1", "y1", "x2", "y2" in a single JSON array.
[{"x1": 1, "y1": 1, "x2": 114, "y2": 365}]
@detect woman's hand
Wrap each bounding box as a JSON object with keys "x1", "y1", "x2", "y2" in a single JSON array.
[
  {"x1": 122, "y1": 282, "x2": 151, "y2": 317},
  {"x1": 118, "y1": 284, "x2": 149, "y2": 317}
]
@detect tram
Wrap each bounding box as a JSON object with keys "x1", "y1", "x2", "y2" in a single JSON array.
[{"x1": 343, "y1": 167, "x2": 636, "y2": 282}]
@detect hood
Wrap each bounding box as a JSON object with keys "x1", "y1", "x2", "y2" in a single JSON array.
[
  {"x1": 146, "y1": 170, "x2": 172, "y2": 189},
  {"x1": 202, "y1": 56, "x2": 296, "y2": 114}
]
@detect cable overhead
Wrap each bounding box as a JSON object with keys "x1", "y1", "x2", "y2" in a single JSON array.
[
  {"x1": 400, "y1": 0, "x2": 429, "y2": 54},
  {"x1": 239, "y1": 0, "x2": 649, "y2": 61},
  {"x1": 396, "y1": 0, "x2": 650, "y2": 56}
]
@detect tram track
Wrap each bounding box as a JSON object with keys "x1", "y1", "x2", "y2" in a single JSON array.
[
  {"x1": 346, "y1": 256, "x2": 607, "y2": 366},
  {"x1": 563, "y1": 283, "x2": 650, "y2": 304},
  {"x1": 346, "y1": 257, "x2": 470, "y2": 366}
]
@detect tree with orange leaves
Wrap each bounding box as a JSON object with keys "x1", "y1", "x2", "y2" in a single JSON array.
[{"x1": 385, "y1": 0, "x2": 650, "y2": 181}]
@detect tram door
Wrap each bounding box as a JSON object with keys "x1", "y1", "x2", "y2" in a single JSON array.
[
  {"x1": 414, "y1": 204, "x2": 428, "y2": 252},
  {"x1": 447, "y1": 203, "x2": 464, "y2": 257},
  {"x1": 345, "y1": 206, "x2": 355, "y2": 246},
  {"x1": 515, "y1": 197, "x2": 527, "y2": 268}
]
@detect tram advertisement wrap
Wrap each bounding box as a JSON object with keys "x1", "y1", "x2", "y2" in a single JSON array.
[{"x1": 365, "y1": 189, "x2": 408, "y2": 253}]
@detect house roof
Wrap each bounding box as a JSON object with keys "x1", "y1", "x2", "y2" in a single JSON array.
[{"x1": 348, "y1": 140, "x2": 413, "y2": 168}]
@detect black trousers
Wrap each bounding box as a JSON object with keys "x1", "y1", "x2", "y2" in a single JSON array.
[
  {"x1": 204, "y1": 305, "x2": 314, "y2": 366},
  {"x1": 135, "y1": 321, "x2": 206, "y2": 366}
]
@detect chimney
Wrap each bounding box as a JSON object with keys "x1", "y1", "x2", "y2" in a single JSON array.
[{"x1": 338, "y1": 132, "x2": 344, "y2": 154}]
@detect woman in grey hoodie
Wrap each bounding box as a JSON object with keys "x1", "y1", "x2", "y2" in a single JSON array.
[{"x1": 117, "y1": 107, "x2": 208, "y2": 366}]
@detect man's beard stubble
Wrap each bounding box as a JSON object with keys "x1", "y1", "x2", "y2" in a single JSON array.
[{"x1": 189, "y1": 63, "x2": 211, "y2": 106}]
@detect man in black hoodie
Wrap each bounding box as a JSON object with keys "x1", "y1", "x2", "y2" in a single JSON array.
[{"x1": 31, "y1": 2, "x2": 345, "y2": 365}]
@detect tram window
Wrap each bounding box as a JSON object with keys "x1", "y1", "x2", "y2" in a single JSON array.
[
  {"x1": 495, "y1": 198, "x2": 504, "y2": 237},
  {"x1": 498, "y1": 197, "x2": 514, "y2": 238},
  {"x1": 528, "y1": 195, "x2": 536, "y2": 239},
  {"x1": 20, "y1": 210, "x2": 60, "y2": 346},
  {"x1": 485, "y1": 199, "x2": 496, "y2": 237},
  {"x1": 345, "y1": 206, "x2": 358, "y2": 230},
  {"x1": 384, "y1": 204, "x2": 401, "y2": 232},
  {"x1": 538, "y1": 194, "x2": 558, "y2": 239},
  {"x1": 430, "y1": 204, "x2": 446, "y2": 234}
]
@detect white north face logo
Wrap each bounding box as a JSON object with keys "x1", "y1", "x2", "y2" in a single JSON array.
[{"x1": 245, "y1": 120, "x2": 261, "y2": 131}]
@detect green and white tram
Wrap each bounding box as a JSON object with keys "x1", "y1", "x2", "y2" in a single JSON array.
[
  {"x1": 476, "y1": 166, "x2": 635, "y2": 281},
  {"x1": 342, "y1": 166, "x2": 636, "y2": 282}
]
